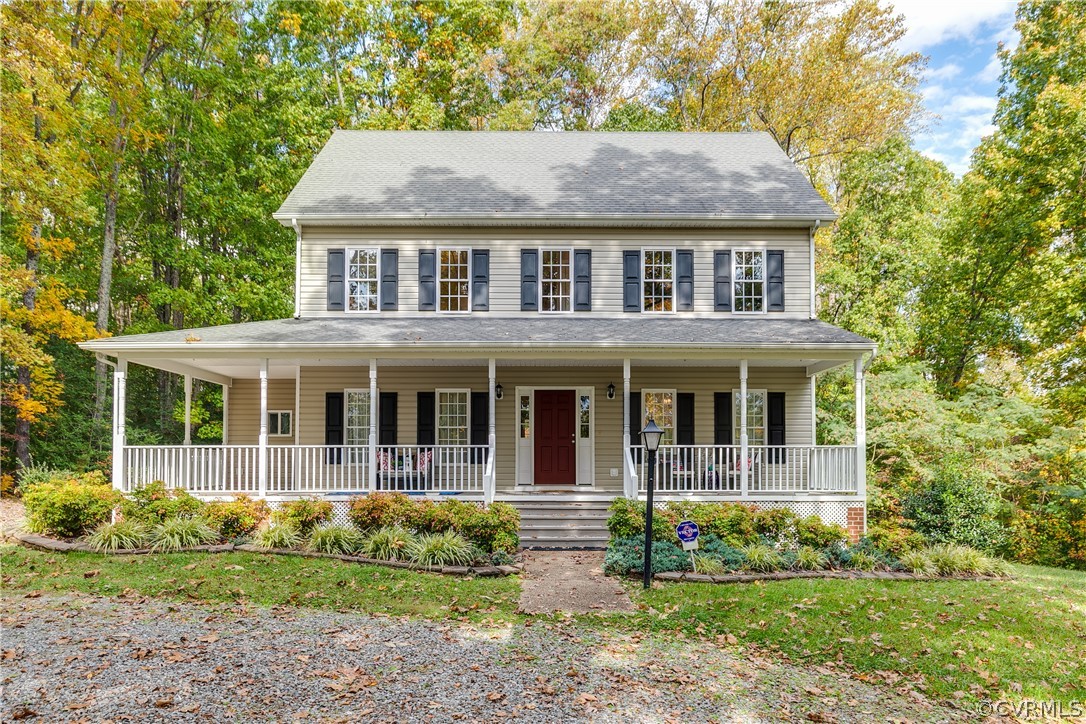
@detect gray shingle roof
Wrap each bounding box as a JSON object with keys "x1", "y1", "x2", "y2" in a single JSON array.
[
  {"x1": 81, "y1": 316, "x2": 873, "y2": 352},
  {"x1": 274, "y1": 131, "x2": 835, "y2": 223}
]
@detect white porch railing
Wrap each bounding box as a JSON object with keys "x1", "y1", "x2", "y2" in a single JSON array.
[
  {"x1": 122, "y1": 445, "x2": 260, "y2": 494},
  {"x1": 634, "y1": 444, "x2": 858, "y2": 496},
  {"x1": 373, "y1": 445, "x2": 487, "y2": 494},
  {"x1": 265, "y1": 445, "x2": 370, "y2": 494}
]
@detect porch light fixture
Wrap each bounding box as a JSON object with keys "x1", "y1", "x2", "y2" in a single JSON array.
[
  {"x1": 495, "y1": 383, "x2": 503, "y2": 400},
  {"x1": 640, "y1": 417, "x2": 664, "y2": 589},
  {"x1": 607, "y1": 382, "x2": 615, "y2": 400}
]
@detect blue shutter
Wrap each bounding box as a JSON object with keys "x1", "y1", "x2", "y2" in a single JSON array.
[
  {"x1": 573, "y1": 249, "x2": 592, "y2": 311},
  {"x1": 472, "y1": 250, "x2": 489, "y2": 311},
  {"x1": 521, "y1": 249, "x2": 539, "y2": 311},
  {"x1": 767, "y1": 250, "x2": 784, "y2": 312},
  {"x1": 714, "y1": 250, "x2": 732, "y2": 311},
  {"x1": 380, "y1": 249, "x2": 398, "y2": 311},
  {"x1": 676, "y1": 250, "x2": 694, "y2": 311},
  {"x1": 418, "y1": 250, "x2": 436, "y2": 311},
  {"x1": 327, "y1": 249, "x2": 345, "y2": 312},
  {"x1": 623, "y1": 251, "x2": 640, "y2": 312}
]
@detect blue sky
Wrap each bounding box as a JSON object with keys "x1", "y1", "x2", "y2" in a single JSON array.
[{"x1": 889, "y1": 0, "x2": 1019, "y2": 175}]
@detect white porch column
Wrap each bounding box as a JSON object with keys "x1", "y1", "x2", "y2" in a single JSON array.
[
  {"x1": 258, "y1": 359, "x2": 268, "y2": 497},
  {"x1": 221, "y1": 383, "x2": 229, "y2": 444},
  {"x1": 622, "y1": 358, "x2": 633, "y2": 498},
  {"x1": 739, "y1": 359, "x2": 749, "y2": 497},
  {"x1": 183, "y1": 375, "x2": 193, "y2": 446},
  {"x1": 368, "y1": 359, "x2": 378, "y2": 493},
  {"x1": 486, "y1": 358, "x2": 496, "y2": 504},
  {"x1": 111, "y1": 359, "x2": 128, "y2": 491},
  {"x1": 854, "y1": 357, "x2": 866, "y2": 498}
]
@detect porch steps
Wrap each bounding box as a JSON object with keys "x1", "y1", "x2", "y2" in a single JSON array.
[{"x1": 511, "y1": 500, "x2": 612, "y2": 550}]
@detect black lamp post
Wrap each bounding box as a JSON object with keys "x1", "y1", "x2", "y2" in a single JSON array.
[{"x1": 640, "y1": 418, "x2": 664, "y2": 589}]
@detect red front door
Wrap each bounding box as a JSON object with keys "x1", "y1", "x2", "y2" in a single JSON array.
[{"x1": 534, "y1": 390, "x2": 576, "y2": 484}]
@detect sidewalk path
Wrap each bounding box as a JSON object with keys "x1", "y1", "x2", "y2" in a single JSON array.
[{"x1": 518, "y1": 550, "x2": 637, "y2": 614}]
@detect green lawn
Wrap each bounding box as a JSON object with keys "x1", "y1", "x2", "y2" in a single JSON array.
[
  {"x1": 4, "y1": 544, "x2": 1084, "y2": 706},
  {"x1": 607, "y1": 564, "x2": 1086, "y2": 705}
]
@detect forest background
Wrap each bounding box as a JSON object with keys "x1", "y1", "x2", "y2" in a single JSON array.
[{"x1": 2, "y1": 0, "x2": 1083, "y2": 567}]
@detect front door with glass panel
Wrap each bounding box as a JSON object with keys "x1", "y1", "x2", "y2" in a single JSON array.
[{"x1": 533, "y1": 390, "x2": 576, "y2": 484}]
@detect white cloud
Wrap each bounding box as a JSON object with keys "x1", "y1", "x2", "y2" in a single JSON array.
[
  {"x1": 926, "y1": 62, "x2": 963, "y2": 81},
  {"x1": 976, "y1": 53, "x2": 1003, "y2": 83},
  {"x1": 942, "y1": 94, "x2": 997, "y2": 115},
  {"x1": 885, "y1": 0, "x2": 1017, "y2": 51}
]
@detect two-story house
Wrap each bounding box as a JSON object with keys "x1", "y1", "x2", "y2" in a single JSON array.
[{"x1": 80, "y1": 131, "x2": 875, "y2": 547}]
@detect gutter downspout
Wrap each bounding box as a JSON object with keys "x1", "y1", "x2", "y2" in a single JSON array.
[
  {"x1": 809, "y1": 220, "x2": 820, "y2": 320},
  {"x1": 292, "y1": 218, "x2": 302, "y2": 319}
]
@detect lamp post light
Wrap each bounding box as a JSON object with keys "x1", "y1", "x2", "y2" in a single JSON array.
[{"x1": 640, "y1": 418, "x2": 664, "y2": 589}]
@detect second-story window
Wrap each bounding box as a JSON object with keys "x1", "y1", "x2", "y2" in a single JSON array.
[
  {"x1": 439, "y1": 249, "x2": 470, "y2": 312},
  {"x1": 734, "y1": 250, "x2": 765, "y2": 313},
  {"x1": 642, "y1": 249, "x2": 674, "y2": 312},
  {"x1": 540, "y1": 249, "x2": 572, "y2": 312},
  {"x1": 348, "y1": 248, "x2": 380, "y2": 312}
]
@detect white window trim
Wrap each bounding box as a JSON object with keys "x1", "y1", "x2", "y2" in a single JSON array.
[
  {"x1": 732, "y1": 248, "x2": 767, "y2": 315},
  {"x1": 344, "y1": 388, "x2": 373, "y2": 447},
  {"x1": 538, "y1": 247, "x2": 575, "y2": 314},
  {"x1": 435, "y1": 388, "x2": 470, "y2": 445},
  {"x1": 268, "y1": 410, "x2": 293, "y2": 437},
  {"x1": 641, "y1": 388, "x2": 677, "y2": 445},
  {"x1": 640, "y1": 247, "x2": 677, "y2": 314},
  {"x1": 437, "y1": 247, "x2": 472, "y2": 314},
  {"x1": 345, "y1": 247, "x2": 381, "y2": 314},
  {"x1": 732, "y1": 388, "x2": 768, "y2": 445}
]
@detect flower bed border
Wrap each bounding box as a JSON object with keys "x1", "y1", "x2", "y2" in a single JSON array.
[
  {"x1": 650, "y1": 569, "x2": 1009, "y2": 584},
  {"x1": 5, "y1": 531, "x2": 522, "y2": 578}
]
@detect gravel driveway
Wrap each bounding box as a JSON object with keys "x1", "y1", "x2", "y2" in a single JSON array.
[{"x1": 2, "y1": 593, "x2": 966, "y2": 722}]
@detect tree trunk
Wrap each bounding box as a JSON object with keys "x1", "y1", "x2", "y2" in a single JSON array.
[
  {"x1": 92, "y1": 156, "x2": 122, "y2": 423},
  {"x1": 15, "y1": 228, "x2": 42, "y2": 472}
]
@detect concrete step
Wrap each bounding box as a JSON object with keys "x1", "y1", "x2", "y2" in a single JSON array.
[{"x1": 509, "y1": 499, "x2": 613, "y2": 549}]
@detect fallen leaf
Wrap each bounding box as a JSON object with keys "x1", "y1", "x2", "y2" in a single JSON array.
[{"x1": 83, "y1": 570, "x2": 100, "y2": 579}]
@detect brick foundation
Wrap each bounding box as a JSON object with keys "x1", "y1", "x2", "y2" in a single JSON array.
[{"x1": 846, "y1": 505, "x2": 866, "y2": 543}]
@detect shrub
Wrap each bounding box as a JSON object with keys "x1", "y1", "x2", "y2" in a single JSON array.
[
  {"x1": 275, "y1": 498, "x2": 333, "y2": 538},
  {"x1": 121, "y1": 481, "x2": 204, "y2": 524},
  {"x1": 606, "y1": 498, "x2": 645, "y2": 539},
  {"x1": 741, "y1": 543, "x2": 783, "y2": 572},
  {"x1": 347, "y1": 493, "x2": 417, "y2": 532},
  {"x1": 902, "y1": 461, "x2": 1007, "y2": 552},
  {"x1": 693, "y1": 553, "x2": 725, "y2": 575},
  {"x1": 795, "y1": 516, "x2": 848, "y2": 549},
  {"x1": 307, "y1": 525, "x2": 362, "y2": 555},
  {"x1": 203, "y1": 495, "x2": 269, "y2": 539},
  {"x1": 150, "y1": 517, "x2": 219, "y2": 552},
  {"x1": 23, "y1": 471, "x2": 120, "y2": 538},
  {"x1": 489, "y1": 550, "x2": 516, "y2": 567},
  {"x1": 924, "y1": 543, "x2": 1002, "y2": 576},
  {"x1": 603, "y1": 536, "x2": 691, "y2": 576},
  {"x1": 15, "y1": 464, "x2": 77, "y2": 490},
  {"x1": 606, "y1": 499, "x2": 760, "y2": 547},
  {"x1": 253, "y1": 522, "x2": 303, "y2": 551},
  {"x1": 408, "y1": 530, "x2": 475, "y2": 568},
  {"x1": 867, "y1": 520, "x2": 926, "y2": 556},
  {"x1": 752, "y1": 507, "x2": 798, "y2": 540},
  {"x1": 85, "y1": 519, "x2": 149, "y2": 552},
  {"x1": 697, "y1": 534, "x2": 746, "y2": 571},
  {"x1": 698, "y1": 503, "x2": 759, "y2": 547},
  {"x1": 793, "y1": 545, "x2": 829, "y2": 571},
  {"x1": 846, "y1": 550, "x2": 879, "y2": 571},
  {"x1": 899, "y1": 549, "x2": 936, "y2": 577},
  {"x1": 361, "y1": 525, "x2": 416, "y2": 561},
  {"x1": 458, "y1": 502, "x2": 520, "y2": 553}
]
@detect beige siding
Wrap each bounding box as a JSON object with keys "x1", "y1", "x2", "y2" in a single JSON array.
[
  {"x1": 227, "y1": 379, "x2": 296, "y2": 444},
  {"x1": 299, "y1": 226, "x2": 811, "y2": 318},
  {"x1": 290, "y1": 364, "x2": 812, "y2": 493}
]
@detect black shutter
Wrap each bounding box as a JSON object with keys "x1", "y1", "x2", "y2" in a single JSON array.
[
  {"x1": 520, "y1": 249, "x2": 539, "y2": 311},
  {"x1": 628, "y1": 391, "x2": 642, "y2": 462},
  {"x1": 471, "y1": 250, "x2": 489, "y2": 311},
  {"x1": 623, "y1": 250, "x2": 640, "y2": 312},
  {"x1": 573, "y1": 249, "x2": 592, "y2": 311},
  {"x1": 676, "y1": 393, "x2": 695, "y2": 445},
  {"x1": 767, "y1": 250, "x2": 784, "y2": 312},
  {"x1": 767, "y1": 392, "x2": 786, "y2": 445},
  {"x1": 470, "y1": 391, "x2": 488, "y2": 463},
  {"x1": 714, "y1": 392, "x2": 733, "y2": 445},
  {"x1": 379, "y1": 249, "x2": 398, "y2": 311},
  {"x1": 418, "y1": 250, "x2": 436, "y2": 311},
  {"x1": 325, "y1": 392, "x2": 343, "y2": 464},
  {"x1": 327, "y1": 249, "x2": 345, "y2": 312},
  {"x1": 676, "y1": 250, "x2": 694, "y2": 311},
  {"x1": 378, "y1": 391, "x2": 398, "y2": 445},
  {"x1": 416, "y1": 392, "x2": 435, "y2": 445},
  {"x1": 714, "y1": 250, "x2": 732, "y2": 312}
]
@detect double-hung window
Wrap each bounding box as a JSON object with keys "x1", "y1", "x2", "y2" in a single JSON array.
[
  {"x1": 439, "y1": 249, "x2": 470, "y2": 312},
  {"x1": 268, "y1": 411, "x2": 292, "y2": 437},
  {"x1": 437, "y1": 389, "x2": 469, "y2": 445},
  {"x1": 642, "y1": 249, "x2": 674, "y2": 312},
  {"x1": 733, "y1": 389, "x2": 766, "y2": 445},
  {"x1": 540, "y1": 249, "x2": 572, "y2": 312},
  {"x1": 642, "y1": 389, "x2": 675, "y2": 445},
  {"x1": 347, "y1": 248, "x2": 380, "y2": 312},
  {"x1": 345, "y1": 390, "x2": 371, "y2": 463},
  {"x1": 733, "y1": 250, "x2": 765, "y2": 313}
]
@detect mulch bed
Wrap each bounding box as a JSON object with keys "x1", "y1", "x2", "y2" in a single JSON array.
[
  {"x1": 4, "y1": 530, "x2": 521, "y2": 578},
  {"x1": 652, "y1": 569, "x2": 1008, "y2": 583}
]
